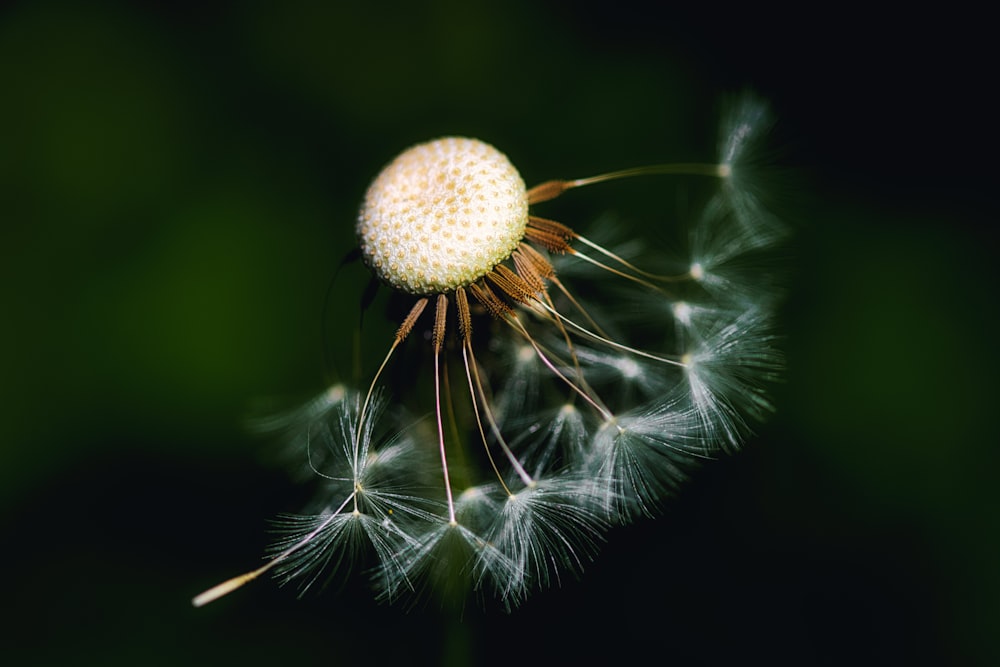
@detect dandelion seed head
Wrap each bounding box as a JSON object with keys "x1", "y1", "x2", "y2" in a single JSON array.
[
  {"x1": 195, "y1": 91, "x2": 788, "y2": 610},
  {"x1": 357, "y1": 137, "x2": 529, "y2": 295}
]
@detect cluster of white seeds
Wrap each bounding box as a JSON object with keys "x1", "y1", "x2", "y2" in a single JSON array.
[{"x1": 357, "y1": 137, "x2": 529, "y2": 295}]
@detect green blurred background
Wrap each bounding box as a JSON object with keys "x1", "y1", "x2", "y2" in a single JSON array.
[{"x1": 2, "y1": 1, "x2": 996, "y2": 665}]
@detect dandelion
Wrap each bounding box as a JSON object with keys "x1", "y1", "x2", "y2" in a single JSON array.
[{"x1": 194, "y1": 93, "x2": 786, "y2": 609}]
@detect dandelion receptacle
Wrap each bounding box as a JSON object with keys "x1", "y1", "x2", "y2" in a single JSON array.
[{"x1": 193, "y1": 93, "x2": 786, "y2": 609}]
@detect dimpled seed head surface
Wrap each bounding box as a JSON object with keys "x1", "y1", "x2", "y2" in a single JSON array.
[{"x1": 357, "y1": 137, "x2": 529, "y2": 295}]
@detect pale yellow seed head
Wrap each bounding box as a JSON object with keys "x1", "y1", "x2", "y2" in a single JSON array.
[{"x1": 357, "y1": 137, "x2": 529, "y2": 295}]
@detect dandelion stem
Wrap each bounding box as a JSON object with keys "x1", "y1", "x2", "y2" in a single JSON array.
[
  {"x1": 440, "y1": 353, "x2": 470, "y2": 488},
  {"x1": 527, "y1": 163, "x2": 728, "y2": 204},
  {"x1": 536, "y1": 300, "x2": 688, "y2": 368},
  {"x1": 433, "y1": 295, "x2": 458, "y2": 525},
  {"x1": 461, "y1": 345, "x2": 512, "y2": 495},
  {"x1": 191, "y1": 492, "x2": 356, "y2": 607},
  {"x1": 507, "y1": 313, "x2": 615, "y2": 423},
  {"x1": 464, "y1": 342, "x2": 534, "y2": 489},
  {"x1": 192, "y1": 571, "x2": 265, "y2": 608},
  {"x1": 547, "y1": 275, "x2": 610, "y2": 339},
  {"x1": 567, "y1": 163, "x2": 729, "y2": 188},
  {"x1": 538, "y1": 286, "x2": 582, "y2": 378},
  {"x1": 573, "y1": 234, "x2": 693, "y2": 283},
  {"x1": 355, "y1": 298, "x2": 428, "y2": 475},
  {"x1": 568, "y1": 248, "x2": 668, "y2": 292}
]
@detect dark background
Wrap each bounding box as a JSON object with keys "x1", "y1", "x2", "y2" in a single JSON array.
[{"x1": 2, "y1": 2, "x2": 996, "y2": 665}]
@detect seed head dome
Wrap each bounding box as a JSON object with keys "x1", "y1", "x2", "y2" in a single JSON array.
[{"x1": 357, "y1": 137, "x2": 529, "y2": 295}]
